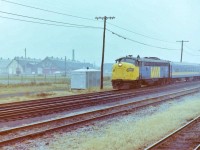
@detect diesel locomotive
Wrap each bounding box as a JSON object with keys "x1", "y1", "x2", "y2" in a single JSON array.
[{"x1": 111, "y1": 55, "x2": 200, "y2": 89}]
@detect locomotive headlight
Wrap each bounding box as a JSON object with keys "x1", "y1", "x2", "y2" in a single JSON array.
[{"x1": 118, "y1": 63, "x2": 122, "y2": 67}]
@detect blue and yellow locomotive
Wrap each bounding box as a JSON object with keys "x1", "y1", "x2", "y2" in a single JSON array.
[{"x1": 111, "y1": 55, "x2": 200, "y2": 89}]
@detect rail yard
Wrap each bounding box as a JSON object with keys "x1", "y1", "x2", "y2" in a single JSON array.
[
  {"x1": 0, "y1": 81, "x2": 200, "y2": 149},
  {"x1": 1, "y1": 1, "x2": 200, "y2": 149}
]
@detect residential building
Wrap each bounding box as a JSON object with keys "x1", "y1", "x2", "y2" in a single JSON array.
[{"x1": 8, "y1": 57, "x2": 41, "y2": 75}]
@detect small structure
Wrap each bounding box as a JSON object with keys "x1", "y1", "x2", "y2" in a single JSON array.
[{"x1": 71, "y1": 68, "x2": 100, "y2": 89}]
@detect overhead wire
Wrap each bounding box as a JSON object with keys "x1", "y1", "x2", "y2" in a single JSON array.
[
  {"x1": 184, "y1": 50, "x2": 200, "y2": 56},
  {"x1": 0, "y1": 0, "x2": 98, "y2": 22},
  {"x1": 0, "y1": 15, "x2": 102, "y2": 29},
  {"x1": 106, "y1": 22, "x2": 178, "y2": 44},
  {"x1": 185, "y1": 45, "x2": 200, "y2": 52},
  {"x1": 1, "y1": 0, "x2": 177, "y2": 44},
  {"x1": 106, "y1": 29, "x2": 179, "y2": 51},
  {"x1": 0, "y1": 10, "x2": 102, "y2": 29},
  {"x1": 1, "y1": 0, "x2": 195, "y2": 52},
  {"x1": 1, "y1": 13, "x2": 176, "y2": 50},
  {"x1": 184, "y1": 45, "x2": 200, "y2": 56},
  {"x1": 0, "y1": 11, "x2": 184, "y2": 51}
]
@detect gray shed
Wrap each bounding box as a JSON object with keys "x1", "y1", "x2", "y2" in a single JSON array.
[{"x1": 71, "y1": 69, "x2": 100, "y2": 89}]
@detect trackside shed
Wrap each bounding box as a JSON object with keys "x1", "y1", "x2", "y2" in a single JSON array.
[{"x1": 71, "y1": 69, "x2": 100, "y2": 89}]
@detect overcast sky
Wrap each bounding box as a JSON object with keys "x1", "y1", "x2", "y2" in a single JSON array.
[{"x1": 0, "y1": 0, "x2": 200, "y2": 65}]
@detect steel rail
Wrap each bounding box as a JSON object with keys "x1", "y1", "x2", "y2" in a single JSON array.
[
  {"x1": 194, "y1": 144, "x2": 200, "y2": 150},
  {"x1": 0, "y1": 88, "x2": 152, "y2": 112},
  {"x1": 0, "y1": 90, "x2": 119, "y2": 108},
  {"x1": 0, "y1": 80, "x2": 198, "y2": 110},
  {"x1": 0, "y1": 86, "x2": 199, "y2": 147},
  {"x1": 145, "y1": 115, "x2": 200, "y2": 150},
  {"x1": 1, "y1": 82, "x2": 199, "y2": 122},
  {"x1": 1, "y1": 81, "x2": 200, "y2": 122},
  {"x1": 0, "y1": 85, "x2": 170, "y2": 121},
  {"x1": 0, "y1": 81, "x2": 198, "y2": 112},
  {"x1": 0, "y1": 92, "x2": 137, "y2": 120}
]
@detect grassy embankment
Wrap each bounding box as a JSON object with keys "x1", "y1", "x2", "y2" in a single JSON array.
[
  {"x1": 46, "y1": 95, "x2": 200, "y2": 150},
  {"x1": 0, "y1": 76, "x2": 112, "y2": 104}
]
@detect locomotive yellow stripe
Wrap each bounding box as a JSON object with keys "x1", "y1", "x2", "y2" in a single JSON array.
[{"x1": 151, "y1": 67, "x2": 160, "y2": 78}]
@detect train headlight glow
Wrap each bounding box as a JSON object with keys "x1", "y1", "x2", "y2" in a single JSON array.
[{"x1": 118, "y1": 63, "x2": 122, "y2": 67}]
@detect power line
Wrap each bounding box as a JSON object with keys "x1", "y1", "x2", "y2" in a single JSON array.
[
  {"x1": 106, "y1": 29, "x2": 179, "y2": 51},
  {"x1": 0, "y1": 10, "x2": 101, "y2": 29},
  {"x1": 184, "y1": 50, "x2": 200, "y2": 56},
  {"x1": 1, "y1": 0, "x2": 177, "y2": 44},
  {"x1": 184, "y1": 46, "x2": 200, "y2": 56},
  {"x1": 0, "y1": 0, "x2": 98, "y2": 22},
  {"x1": 0, "y1": 15, "x2": 102, "y2": 29},
  {"x1": 0, "y1": 11, "x2": 180, "y2": 51},
  {"x1": 107, "y1": 22, "x2": 177, "y2": 44},
  {"x1": 185, "y1": 45, "x2": 200, "y2": 52}
]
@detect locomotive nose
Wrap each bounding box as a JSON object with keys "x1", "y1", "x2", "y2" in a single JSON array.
[{"x1": 112, "y1": 62, "x2": 139, "y2": 80}]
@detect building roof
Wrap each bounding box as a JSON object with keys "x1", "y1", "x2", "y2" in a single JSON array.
[
  {"x1": 45, "y1": 57, "x2": 66, "y2": 69},
  {"x1": 14, "y1": 57, "x2": 41, "y2": 66},
  {"x1": 7, "y1": 57, "x2": 41, "y2": 70},
  {"x1": 41, "y1": 57, "x2": 93, "y2": 70},
  {"x1": 72, "y1": 68, "x2": 100, "y2": 72}
]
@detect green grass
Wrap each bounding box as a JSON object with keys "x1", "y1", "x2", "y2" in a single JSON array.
[{"x1": 47, "y1": 94, "x2": 200, "y2": 150}]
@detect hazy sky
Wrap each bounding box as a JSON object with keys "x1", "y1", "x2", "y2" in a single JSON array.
[{"x1": 0, "y1": 0, "x2": 200, "y2": 65}]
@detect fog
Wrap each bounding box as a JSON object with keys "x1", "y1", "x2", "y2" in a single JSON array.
[{"x1": 0, "y1": 0, "x2": 200, "y2": 65}]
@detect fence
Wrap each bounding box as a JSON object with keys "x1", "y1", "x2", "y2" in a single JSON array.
[{"x1": 0, "y1": 74, "x2": 70, "y2": 85}]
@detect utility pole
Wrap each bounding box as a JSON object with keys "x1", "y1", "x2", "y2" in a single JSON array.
[
  {"x1": 72, "y1": 49, "x2": 75, "y2": 61},
  {"x1": 25, "y1": 48, "x2": 26, "y2": 59},
  {"x1": 65, "y1": 56, "x2": 67, "y2": 76},
  {"x1": 24, "y1": 48, "x2": 26, "y2": 74},
  {"x1": 176, "y1": 40, "x2": 189, "y2": 62},
  {"x1": 95, "y1": 16, "x2": 115, "y2": 89}
]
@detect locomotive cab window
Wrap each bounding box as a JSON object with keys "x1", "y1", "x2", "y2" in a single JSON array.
[{"x1": 117, "y1": 58, "x2": 136, "y2": 65}]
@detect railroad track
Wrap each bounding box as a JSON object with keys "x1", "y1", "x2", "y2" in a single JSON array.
[
  {"x1": 0, "y1": 81, "x2": 200, "y2": 122},
  {"x1": 0, "y1": 85, "x2": 200, "y2": 147},
  {"x1": 0, "y1": 89, "x2": 148, "y2": 122},
  {"x1": 145, "y1": 115, "x2": 200, "y2": 150}
]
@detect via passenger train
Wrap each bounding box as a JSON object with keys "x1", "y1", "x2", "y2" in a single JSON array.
[{"x1": 111, "y1": 55, "x2": 200, "y2": 89}]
